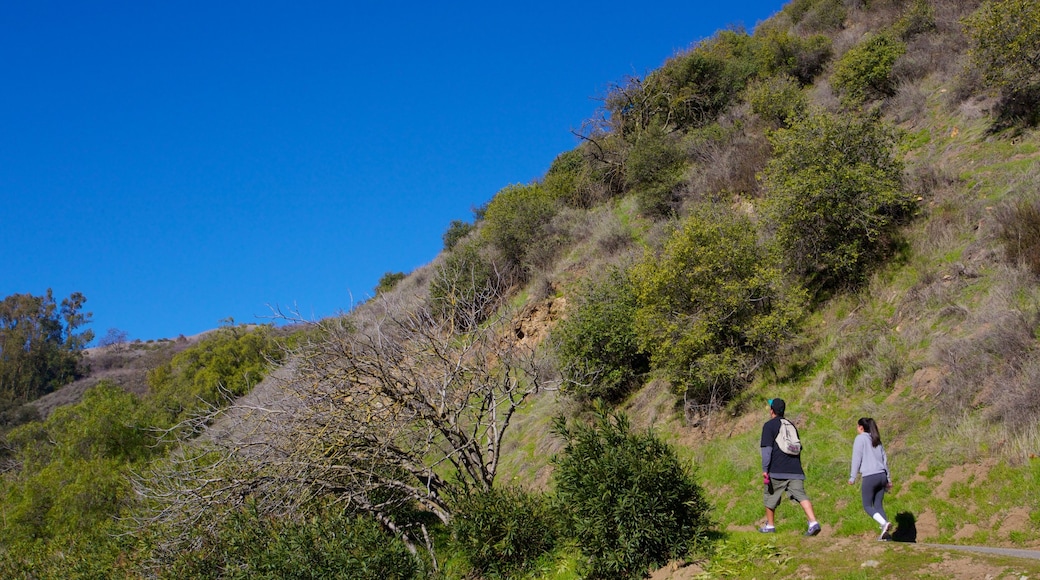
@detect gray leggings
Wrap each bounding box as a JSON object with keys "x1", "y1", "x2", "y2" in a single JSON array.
[{"x1": 861, "y1": 472, "x2": 889, "y2": 520}]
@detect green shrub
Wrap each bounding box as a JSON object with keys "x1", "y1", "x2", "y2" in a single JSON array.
[
  {"x1": 375, "y1": 271, "x2": 406, "y2": 295},
  {"x1": 442, "y1": 219, "x2": 474, "y2": 251},
  {"x1": 626, "y1": 123, "x2": 687, "y2": 216},
  {"x1": 752, "y1": 25, "x2": 832, "y2": 85},
  {"x1": 147, "y1": 324, "x2": 281, "y2": 422},
  {"x1": 610, "y1": 30, "x2": 760, "y2": 137},
  {"x1": 481, "y1": 182, "x2": 558, "y2": 273},
  {"x1": 163, "y1": 508, "x2": 424, "y2": 580},
  {"x1": 551, "y1": 409, "x2": 712, "y2": 579},
  {"x1": 763, "y1": 110, "x2": 915, "y2": 294},
  {"x1": 831, "y1": 33, "x2": 907, "y2": 105},
  {"x1": 429, "y1": 238, "x2": 505, "y2": 331},
  {"x1": 449, "y1": 486, "x2": 557, "y2": 578},
  {"x1": 746, "y1": 74, "x2": 808, "y2": 127},
  {"x1": 964, "y1": 0, "x2": 1040, "y2": 126},
  {"x1": 784, "y1": 0, "x2": 846, "y2": 32},
  {"x1": 631, "y1": 208, "x2": 805, "y2": 401},
  {"x1": 553, "y1": 267, "x2": 648, "y2": 403},
  {"x1": 893, "y1": 0, "x2": 936, "y2": 40},
  {"x1": 544, "y1": 148, "x2": 605, "y2": 209}
]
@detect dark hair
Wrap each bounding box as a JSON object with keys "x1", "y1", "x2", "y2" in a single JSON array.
[{"x1": 858, "y1": 417, "x2": 882, "y2": 447}]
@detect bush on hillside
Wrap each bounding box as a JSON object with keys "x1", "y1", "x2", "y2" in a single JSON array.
[
  {"x1": 752, "y1": 25, "x2": 832, "y2": 85},
  {"x1": 429, "y1": 238, "x2": 507, "y2": 331},
  {"x1": 831, "y1": 32, "x2": 907, "y2": 105},
  {"x1": 626, "y1": 122, "x2": 687, "y2": 216},
  {"x1": 442, "y1": 219, "x2": 474, "y2": 252},
  {"x1": 746, "y1": 74, "x2": 808, "y2": 128},
  {"x1": 544, "y1": 148, "x2": 608, "y2": 209},
  {"x1": 609, "y1": 30, "x2": 761, "y2": 138},
  {"x1": 763, "y1": 109, "x2": 915, "y2": 295},
  {"x1": 964, "y1": 0, "x2": 1040, "y2": 127},
  {"x1": 448, "y1": 486, "x2": 558, "y2": 578},
  {"x1": 553, "y1": 266, "x2": 648, "y2": 403},
  {"x1": 481, "y1": 182, "x2": 559, "y2": 275},
  {"x1": 552, "y1": 409, "x2": 712, "y2": 579},
  {"x1": 375, "y1": 271, "x2": 406, "y2": 295},
  {"x1": 631, "y1": 208, "x2": 806, "y2": 403},
  {"x1": 147, "y1": 324, "x2": 281, "y2": 423},
  {"x1": 784, "y1": 0, "x2": 846, "y2": 32}
]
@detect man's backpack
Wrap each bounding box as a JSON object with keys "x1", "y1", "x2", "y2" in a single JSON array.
[{"x1": 775, "y1": 418, "x2": 802, "y2": 455}]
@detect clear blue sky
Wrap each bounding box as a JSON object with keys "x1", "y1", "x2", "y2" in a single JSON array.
[{"x1": 1, "y1": 1, "x2": 787, "y2": 343}]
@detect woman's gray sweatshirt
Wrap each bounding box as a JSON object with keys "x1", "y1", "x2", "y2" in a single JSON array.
[{"x1": 849, "y1": 432, "x2": 888, "y2": 483}]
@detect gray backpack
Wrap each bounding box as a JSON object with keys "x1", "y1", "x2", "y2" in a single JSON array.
[{"x1": 775, "y1": 418, "x2": 802, "y2": 455}]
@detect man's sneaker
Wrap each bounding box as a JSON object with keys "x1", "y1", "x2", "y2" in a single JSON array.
[
  {"x1": 805, "y1": 522, "x2": 821, "y2": 536},
  {"x1": 879, "y1": 521, "x2": 893, "y2": 541},
  {"x1": 758, "y1": 525, "x2": 776, "y2": 533}
]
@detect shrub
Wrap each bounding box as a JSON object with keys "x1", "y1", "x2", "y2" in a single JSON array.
[
  {"x1": 551, "y1": 409, "x2": 712, "y2": 579},
  {"x1": 163, "y1": 508, "x2": 424, "y2": 580},
  {"x1": 785, "y1": 0, "x2": 846, "y2": 32},
  {"x1": 544, "y1": 148, "x2": 605, "y2": 208},
  {"x1": 997, "y1": 198, "x2": 1040, "y2": 276},
  {"x1": 963, "y1": 0, "x2": 1040, "y2": 126},
  {"x1": 631, "y1": 208, "x2": 806, "y2": 402},
  {"x1": 429, "y1": 238, "x2": 505, "y2": 331},
  {"x1": 746, "y1": 74, "x2": 808, "y2": 127},
  {"x1": 375, "y1": 271, "x2": 406, "y2": 295},
  {"x1": 892, "y1": 0, "x2": 937, "y2": 40},
  {"x1": 147, "y1": 324, "x2": 281, "y2": 422},
  {"x1": 752, "y1": 25, "x2": 833, "y2": 85},
  {"x1": 831, "y1": 32, "x2": 907, "y2": 105},
  {"x1": 442, "y1": 219, "x2": 474, "y2": 252},
  {"x1": 481, "y1": 182, "x2": 558, "y2": 274},
  {"x1": 625, "y1": 123, "x2": 687, "y2": 216},
  {"x1": 449, "y1": 486, "x2": 557, "y2": 578},
  {"x1": 610, "y1": 29, "x2": 760, "y2": 136},
  {"x1": 553, "y1": 267, "x2": 648, "y2": 403},
  {"x1": 763, "y1": 110, "x2": 915, "y2": 295}
]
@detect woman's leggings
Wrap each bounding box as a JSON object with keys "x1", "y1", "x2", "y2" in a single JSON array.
[{"x1": 861, "y1": 472, "x2": 889, "y2": 520}]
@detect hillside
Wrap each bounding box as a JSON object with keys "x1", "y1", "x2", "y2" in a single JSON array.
[{"x1": 4, "y1": 0, "x2": 1040, "y2": 578}]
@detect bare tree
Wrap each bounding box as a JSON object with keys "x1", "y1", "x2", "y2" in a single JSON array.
[{"x1": 133, "y1": 279, "x2": 557, "y2": 567}]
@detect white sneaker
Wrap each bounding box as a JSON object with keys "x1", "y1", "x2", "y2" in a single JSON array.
[{"x1": 878, "y1": 521, "x2": 892, "y2": 541}]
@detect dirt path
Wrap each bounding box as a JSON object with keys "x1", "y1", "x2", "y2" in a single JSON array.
[{"x1": 915, "y1": 542, "x2": 1040, "y2": 561}]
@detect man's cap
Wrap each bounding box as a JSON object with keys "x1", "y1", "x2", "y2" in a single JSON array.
[{"x1": 768, "y1": 398, "x2": 786, "y2": 416}]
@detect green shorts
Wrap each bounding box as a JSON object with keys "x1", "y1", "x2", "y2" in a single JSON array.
[{"x1": 764, "y1": 478, "x2": 810, "y2": 509}]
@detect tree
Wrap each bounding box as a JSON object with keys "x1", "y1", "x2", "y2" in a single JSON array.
[
  {"x1": 0, "y1": 290, "x2": 93, "y2": 403},
  {"x1": 631, "y1": 208, "x2": 805, "y2": 404},
  {"x1": 551, "y1": 409, "x2": 712, "y2": 579},
  {"x1": 135, "y1": 286, "x2": 557, "y2": 569},
  {"x1": 763, "y1": 109, "x2": 914, "y2": 294}
]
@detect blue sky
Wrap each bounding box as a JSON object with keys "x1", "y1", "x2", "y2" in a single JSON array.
[{"x1": 1, "y1": 1, "x2": 787, "y2": 343}]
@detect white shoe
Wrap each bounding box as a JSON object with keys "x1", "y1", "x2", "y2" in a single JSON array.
[{"x1": 878, "y1": 521, "x2": 892, "y2": 541}]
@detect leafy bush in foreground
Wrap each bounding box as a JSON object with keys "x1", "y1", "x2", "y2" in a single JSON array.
[
  {"x1": 449, "y1": 486, "x2": 558, "y2": 578},
  {"x1": 552, "y1": 409, "x2": 712, "y2": 579}
]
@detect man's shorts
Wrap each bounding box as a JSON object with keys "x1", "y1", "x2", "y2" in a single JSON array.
[{"x1": 764, "y1": 478, "x2": 810, "y2": 509}]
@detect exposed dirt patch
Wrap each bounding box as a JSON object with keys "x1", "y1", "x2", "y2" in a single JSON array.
[
  {"x1": 916, "y1": 552, "x2": 1021, "y2": 579},
  {"x1": 647, "y1": 560, "x2": 707, "y2": 580}
]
